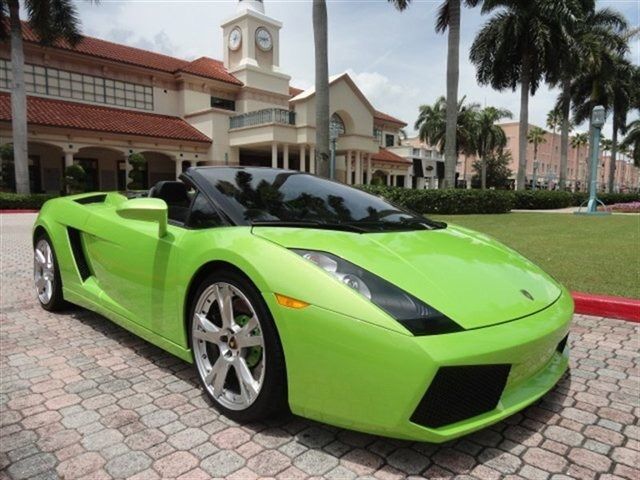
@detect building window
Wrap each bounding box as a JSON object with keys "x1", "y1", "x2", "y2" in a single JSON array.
[
  {"x1": 0, "y1": 59, "x2": 153, "y2": 110},
  {"x1": 330, "y1": 113, "x2": 345, "y2": 138},
  {"x1": 374, "y1": 127, "x2": 382, "y2": 144},
  {"x1": 211, "y1": 96, "x2": 235, "y2": 111},
  {"x1": 385, "y1": 133, "x2": 395, "y2": 148}
]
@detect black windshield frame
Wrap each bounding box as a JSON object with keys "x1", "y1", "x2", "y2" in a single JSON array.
[{"x1": 184, "y1": 166, "x2": 446, "y2": 232}]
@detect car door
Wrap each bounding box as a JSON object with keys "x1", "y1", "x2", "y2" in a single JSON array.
[{"x1": 82, "y1": 200, "x2": 187, "y2": 339}]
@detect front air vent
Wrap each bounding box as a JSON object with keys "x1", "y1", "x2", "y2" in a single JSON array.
[
  {"x1": 411, "y1": 364, "x2": 511, "y2": 429},
  {"x1": 556, "y1": 334, "x2": 569, "y2": 354},
  {"x1": 67, "y1": 228, "x2": 92, "y2": 281}
]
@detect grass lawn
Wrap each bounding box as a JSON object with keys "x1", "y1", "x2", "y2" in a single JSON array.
[{"x1": 430, "y1": 213, "x2": 639, "y2": 299}]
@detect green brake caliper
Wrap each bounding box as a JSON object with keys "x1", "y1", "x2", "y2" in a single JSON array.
[{"x1": 235, "y1": 314, "x2": 262, "y2": 368}]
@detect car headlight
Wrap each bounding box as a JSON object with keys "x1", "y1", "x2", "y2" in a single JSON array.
[{"x1": 293, "y1": 249, "x2": 463, "y2": 336}]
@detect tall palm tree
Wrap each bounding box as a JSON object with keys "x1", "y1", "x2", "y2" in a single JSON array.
[
  {"x1": 473, "y1": 106, "x2": 512, "y2": 189},
  {"x1": 527, "y1": 126, "x2": 547, "y2": 187},
  {"x1": 414, "y1": 95, "x2": 479, "y2": 159},
  {"x1": 312, "y1": 0, "x2": 330, "y2": 178},
  {"x1": 546, "y1": 1, "x2": 624, "y2": 192},
  {"x1": 1, "y1": 0, "x2": 87, "y2": 194},
  {"x1": 571, "y1": 132, "x2": 589, "y2": 190},
  {"x1": 470, "y1": 0, "x2": 561, "y2": 191},
  {"x1": 546, "y1": 108, "x2": 562, "y2": 182},
  {"x1": 620, "y1": 119, "x2": 640, "y2": 168},
  {"x1": 389, "y1": 0, "x2": 480, "y2": 189}
]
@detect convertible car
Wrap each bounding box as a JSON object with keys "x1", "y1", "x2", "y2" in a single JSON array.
[{"x1": 33, "y1": 167, "x2": 572, "y2": 442}]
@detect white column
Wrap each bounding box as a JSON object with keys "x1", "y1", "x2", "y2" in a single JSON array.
[
  {"x1": 64, "y1": 151, "x2": 74, "y2": 168},
  {"x1": 367, "y1": 153, "x2": 372, "y2": 185},
  {"x1": 271, "y1": 143, "x2": 278, "y2": 169},
  {"x1": 355, "y1": 151, "x2": 362, "y2": 185},
  {"x1": 346, "y1": 150, "x2": 352, "y2": 185},
  {"x1": 189, "y1": 160, "x2": 197, "y2": 168},
  {"x1": 175, "y1": 160, "x2": 182, "y2": 180},
  {"x1": 387, "y1": 173, "x2": 392, "y2": 186},
  {"x1": 300, "y1": 145, "x2": 306, "y2": 172},
  {"x1": 405, "y1": 170, "x2": 411, "y2": 188},
  {"x1": 283, "y1": 144, "x2": 289, "y2": 170},
  {"x1": 309, "y1": 146, "x2": 316, "y2": 174}
]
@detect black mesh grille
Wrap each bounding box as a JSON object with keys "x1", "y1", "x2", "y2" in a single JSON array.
[
  {"x1": 67, "y1": 228, "x2": 91, "y2": 281},
  {"x1": 411, "y1": 364, "x2": 511, "y2": 428},
  {"x1": 557, "y1": 334, "x2": 569, "y2": 354}
]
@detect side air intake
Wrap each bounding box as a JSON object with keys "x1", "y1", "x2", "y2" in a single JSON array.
[
  {"x1": 410, "y1": 364, "x2": 511, "y2": 428},
  {"x1": 67, "y1": 228, "x2": 92, "y2": 281}
]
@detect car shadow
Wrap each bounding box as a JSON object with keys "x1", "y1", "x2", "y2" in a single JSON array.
[{"x1": 67, "y1": 306, "x2": 573, "y2": 476}]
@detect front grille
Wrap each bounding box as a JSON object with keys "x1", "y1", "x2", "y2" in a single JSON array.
[
  {"x1": 411, "y1": 364, "x2": 511, "y2": 429},
  {"x1": 556, "y1": 334, "x2": 569, "y2": 353}
]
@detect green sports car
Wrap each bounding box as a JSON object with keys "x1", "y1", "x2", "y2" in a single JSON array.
[{"x1": 33, "y1": 167, "x2": 572, "y2": 442}]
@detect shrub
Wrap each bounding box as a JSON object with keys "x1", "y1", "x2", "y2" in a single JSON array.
[
  {"x1": 0, "y1": 192, "x2": 57, "y2": 210},
  {"x1": 513, "y1": 191, "x2": 574, "y2": 210},
  {"x1": 64, "y1": 164, "x2": 87, "y2": 194},
  {"x1": 357, "y1": 185, "x2": 515, "y2": 214}
]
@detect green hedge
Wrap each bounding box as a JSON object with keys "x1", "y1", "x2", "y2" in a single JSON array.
[
  {"x1": 358, "y1": 185, "x2": 515, "y2": 214},
  {"x1": 512, "y1": 191, "x2": 640, "y2": 210},
  {"x1": 0, "y1": 192, "x2": 57, "y2": 210}
]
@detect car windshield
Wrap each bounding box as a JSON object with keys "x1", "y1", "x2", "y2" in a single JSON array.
[{"x1": 194, "y1": 168, "x2": 445, "y2": 232}]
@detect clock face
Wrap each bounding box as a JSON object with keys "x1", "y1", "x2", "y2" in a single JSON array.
[
  {"x1": 229, "y1": 27, "x2": 242, "y2": 51},
  {"x1": 255, "y1": 27, "x2": 272, "y2": 51}
]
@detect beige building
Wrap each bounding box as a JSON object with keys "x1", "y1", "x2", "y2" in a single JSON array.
[
  {"x1": 456, "y1": 122, "x2": 639, "y2": 191},
  {"x1": 389, "y1": 137, "x2": 444, "y2": 189},
  {"x1": 0, "y1": 0, "x2": 411, "y2": 193}
]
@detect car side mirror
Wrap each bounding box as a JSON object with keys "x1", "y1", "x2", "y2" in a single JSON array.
[{"x1": 116, "y1": 198, "x2": 168, "y2": 237}]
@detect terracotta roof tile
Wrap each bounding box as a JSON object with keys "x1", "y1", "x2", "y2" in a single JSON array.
[
  {"x1": 20, "y1": 22, "x2": 241, "y2": 86},
  {"x1": 0, "y1": 93, "x2": 211, "y2": 143},
  {"x1": 374, "y1": 110, "x2": 407, "y2": 127},
  {"x1": 289, "y1": 86, "x2": 304, "y2": 97},
  {"x1": 371, "y1": 148, "x2": 410, "y2": 165}
]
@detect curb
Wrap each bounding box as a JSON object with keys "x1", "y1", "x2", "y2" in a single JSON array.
[
  {"x1": 572, "y1": 292, "x2": 640, "y2": 323},
  {"x1": 0, "y1": 209, "x2": 39, "y2": 214}
]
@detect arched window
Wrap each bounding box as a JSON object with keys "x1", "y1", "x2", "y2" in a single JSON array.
[{"x1": 330, "y1": 113, "x2": 345, "y2": 139}]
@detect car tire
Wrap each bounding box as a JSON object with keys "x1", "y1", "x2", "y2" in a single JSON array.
[
  {"x1": 33, "y1": 233, "x2": 66, "y2": 312},
  {"x1": 189, "y1": 269, "x2": 288, "y2": 423}
]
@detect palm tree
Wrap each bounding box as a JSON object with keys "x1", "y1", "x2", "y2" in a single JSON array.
[
  {"x1": 312, "y1": 0, "x2": 330, "y2": 178},
  {"x1": 473, "y1": 106, "x2": 512, "y2": 189},
  {"x1": 621, "y1": 119, "x2": 640, "y2": 168},
  {"x1": 389, "y1": 0, "x2": 481, "y2": 189},
  {"x1": 547, "y1": 2, "x2": 626, "y2": 192},
  {"x1": 470, "y1": 0, "x2": 561, "y2": 191},
  {"x1": 414, "y1": 95, "x2": 479, "y2": 159},
  {"x1": 527, "y1": 126, "x2": 547, "y2": 187},
  {"x1": 571, "y1": 132, "x2": 589, "y2": 190},
  {"x1": 546, "y1": 108, "x2": 562, "y2": 182},
  {"x1": 1, "y1": 0, "x2": 88, "y2": 194}
]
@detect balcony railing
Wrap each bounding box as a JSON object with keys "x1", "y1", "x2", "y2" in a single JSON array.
[{"x1": 230, "y1": 108, "x2": 296, "y2": 129}]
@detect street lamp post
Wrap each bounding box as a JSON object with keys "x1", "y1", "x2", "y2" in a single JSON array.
[{"x1": 575, "y1": 106, "x2": 610, "y2": 215}]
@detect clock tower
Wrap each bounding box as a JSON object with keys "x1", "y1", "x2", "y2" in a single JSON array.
[{"x1": 221, "y1": 0, "x2": 290, "y2": 99}]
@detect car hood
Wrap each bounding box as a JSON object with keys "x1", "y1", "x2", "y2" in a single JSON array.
[{"x1": 252, "y1": 225, "x2": 562, "y2": 330}]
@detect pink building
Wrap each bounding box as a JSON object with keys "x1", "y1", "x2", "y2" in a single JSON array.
[{"x1": 456, "y1": 122, "x2": 639, "y2": 191}]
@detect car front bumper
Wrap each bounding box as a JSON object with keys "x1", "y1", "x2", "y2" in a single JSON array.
[{"x1": 266, "y1": 289, "x2": 573, "y2": 443}]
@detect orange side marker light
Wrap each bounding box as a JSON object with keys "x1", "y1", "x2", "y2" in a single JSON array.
[{"x1": 275, "y1": 293, "x2": 309, "y2": 309}]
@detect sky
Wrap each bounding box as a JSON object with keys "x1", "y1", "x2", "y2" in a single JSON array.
[{"x1": 71, "y1": 0, "x2": 639, "y2": 137}]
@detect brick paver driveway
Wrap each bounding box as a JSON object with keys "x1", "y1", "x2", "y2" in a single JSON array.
[{"x1": 1, "y1": 213, "x2": 638, "y2": 480}]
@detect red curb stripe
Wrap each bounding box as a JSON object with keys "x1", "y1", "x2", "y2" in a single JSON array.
[
  {"x1": 572, "y1": 292, "x2": 640, "y2": 323},
  {"x1": 0, "y1": 209, "x2": 39, "y2": 214}
]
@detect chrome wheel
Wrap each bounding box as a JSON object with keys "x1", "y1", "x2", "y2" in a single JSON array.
[
  {"x1": 192, "y1": 282, "x2": 266, "y2": 411},
  {"x1": 34, "y1": 239, "x2": 55, "y2": 304}
]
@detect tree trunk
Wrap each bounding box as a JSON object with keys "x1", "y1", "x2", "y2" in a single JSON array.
[
  {"x1": 481, "y1": 157, "x2": 487, "y2": 189},
  {"x1": 443, "y1": 0, "x2": 460, "y2": 189},
  {"x1": 558, "y1": 77, "x2": 570, "y2": 190},
  {"x1": 516, "y1": 58, "x2": 531, "y2": 191},
  {"x1": 313, "y1": 0, "x2": 330, "y2": 178},
  {"x1": 608, "y1": 115, "x2": 618, "y2": 193},
  {"x1": 9, "y1": 0, "x2": 30, "y2": 194}
]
